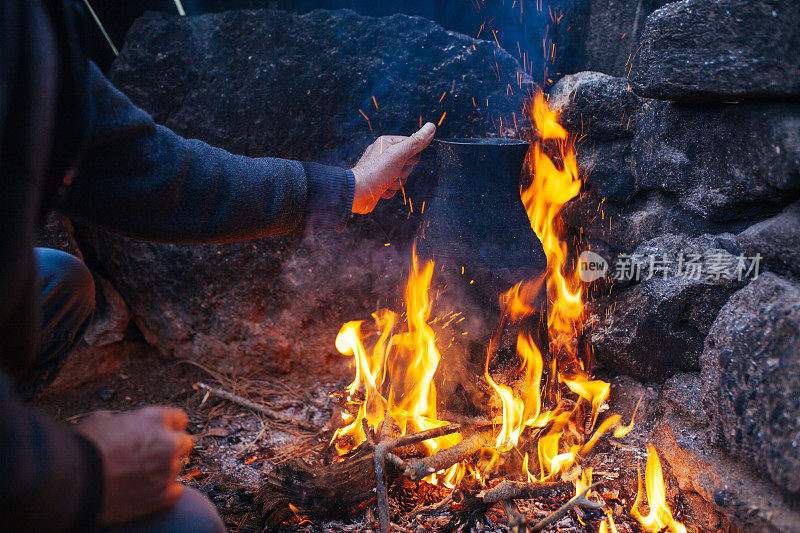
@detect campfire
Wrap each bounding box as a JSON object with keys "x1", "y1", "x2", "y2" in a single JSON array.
[{"x1": 254, "y1": 93, "x2": 687, "y2": 533}]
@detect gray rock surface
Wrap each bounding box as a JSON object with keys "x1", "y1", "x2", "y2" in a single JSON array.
[
  {"x1": 550, "y1": 72, "x2": 642, "y2": 140},
  {"x1": 83, "y1": 275, "x2": 131, "y2": 347},
  {"x1": 701, "y1": 272, "x2": 800, "y2": 493},
  {"x1": 575, "y1": 138, "x2": 636, "y2": 202},
  {"x1": 631, "y1": 0, "x2": 800, "y2": 101},
  {"x1": 80, "y1": 9, "x2": 534, "y2": 379},
  {"x1": 736, "y1": 200, "x2": 800, "y2": 280},
  {"x1": 652, "y1": 385, "x2": 800, "y2": 532},
  {"x1": 549, "y1": 72, "x2": 642, "y2": 202},
  {"x1": 633, "y1": 99, "x2": 800, "y2": 222},
  {"x1": 584, "y1": 233, "x2": 748, "y2": 381},
  {"x1": 554, "y1": 0, "x2": 670, "y2": 78},
  {"x1": 563, "y1": 189, "x2": 755, "y2": 255}
]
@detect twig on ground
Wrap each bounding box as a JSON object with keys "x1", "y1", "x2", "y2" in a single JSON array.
[
  {"x1": 405, "y1": 491, "x2": 455, "y2": 519},
  {"x1": 193, "y1": 382, "x2": 320, "y2": 432},
  {"x1": 529, "y1": 482, "x2": 603, "y2": 533}
]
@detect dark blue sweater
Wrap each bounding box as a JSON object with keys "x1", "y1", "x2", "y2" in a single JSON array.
[{"x1": 0, "y1": 1, "x2": 353, "y2": 530}]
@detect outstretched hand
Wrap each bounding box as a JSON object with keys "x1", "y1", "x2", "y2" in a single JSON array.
[{"x1": 350, "y1": 122, "x2": 436, "y2": 214}]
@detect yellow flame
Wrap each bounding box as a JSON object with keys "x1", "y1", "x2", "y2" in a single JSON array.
[
  {"x1": 331, "y1": 249, "x2": 465, "y2": 484},
  {"x1": 522, "y1": 91, "x2": 583, "y2": 360},
  {"x1": 613, "y1": 393, "x2": 643, "y2": 438},
  {"x1": 631, "y1": 444, "x2": 687, "y2": 533},
  {"x1": 331, "y1": 90, "x2": 617, "y2": 493}
]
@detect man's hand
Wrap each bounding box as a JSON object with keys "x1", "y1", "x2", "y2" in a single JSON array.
[
  {"x1": 351, "y1": 122, "x2": 436, "y2": 214},
  {"x1": 75, "y1": 406, "x2": 194, "y2": 527}
]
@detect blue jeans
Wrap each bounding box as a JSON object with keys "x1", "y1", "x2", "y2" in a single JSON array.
[{"x1": 34, "y1": 248, "x2": 227, "y2": 533}]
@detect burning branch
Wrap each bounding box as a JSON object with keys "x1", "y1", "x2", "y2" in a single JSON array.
[
  {"x1": 374, "y1": 423, "x2": 482, "y2": 533},
  {"x1": 397, "y1": 430, "x2": 490, "y2": 482},
  {"x1": 478, "y1": 480, "x2": 572, "y2": 503}
]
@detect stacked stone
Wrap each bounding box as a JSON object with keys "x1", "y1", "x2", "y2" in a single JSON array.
[{"x1": 553, "y1": 1, "x2": 800, "y2": 530}]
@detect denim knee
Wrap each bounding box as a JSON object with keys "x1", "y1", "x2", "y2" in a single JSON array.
[
  {"x1": 36, "y1": 247, "x2": 95, "y2": 346},
  {"x1": 101, "y1": 487, "x2": 228, "y2": 533}
]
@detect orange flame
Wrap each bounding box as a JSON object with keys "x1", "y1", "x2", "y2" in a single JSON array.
[
  {"x1": 631, "y1": 444, "x2": 688, "y2": 533},
  {"x1": 332, "y1": 90, "x2": 614, "y2": 493},
  {"x1": 332, "y1": 250, "x2": 465, "y2": 485},
  {"x1": 522, "y1": 91, "x2": 583, "y2": 360}
]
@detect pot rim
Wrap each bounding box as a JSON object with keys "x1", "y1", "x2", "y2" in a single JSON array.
[{"x1": 436, "y1": 137, "x2": 529, "y2": 146}]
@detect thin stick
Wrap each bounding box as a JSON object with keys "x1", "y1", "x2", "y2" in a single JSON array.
[
  {"x1": 405, "y1": 491, "x2": 454, "y2": 519},
  {"x1": 391, "y1": 423, "x2": 464, "y2": 449},
  {"x1": 193, "y1": 382, "x2": 320, "y2": 432},
  {"x1": 374, "y1": 441, "x2": 392, "y2": 533},
  {"x1": 83, "y1": 0, "x2": 118, "y2": 56},
  {"x1": 173, "y1": 0, "x2": 186, "y2": 16},
  {"x1": 529, "y1": 483, "x2": 603, "y2": 533}
]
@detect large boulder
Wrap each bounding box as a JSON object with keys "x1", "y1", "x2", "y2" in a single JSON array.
[
  {"x1": 563, "y1": 189, "x2": 754, "y2": 255},
  {"x1": 701, "y1": 272, "x2": 800, "y2": 493},
  {"x1": 79, "y1": 9, "x2": 534, "y2": 381},
  {"x1": 631, "y1": 0, "x2": 800, "y2": 101},
  {"x1": 633, "y1": 99, "x2": 800, "y2": 222},
  {"x1": 574, "y1": 138, "x2": 636, "y2": 202},
  {"x1": 583, "y1": 233, "x2": 749, "y2": 381},
  {"x1": 736, "y1": 200, "x2": 800, "y2": 281},
  {"x1": 549, "y1": 72, "x2": 642, "y2": 202}
]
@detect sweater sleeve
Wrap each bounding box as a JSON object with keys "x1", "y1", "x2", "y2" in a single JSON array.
[
  {"x1": 57, "y1": 62, "x2": 354, "y2": 243},
  {"x1": 0, "y1": 371, "x2": 104, "y2": 532}
]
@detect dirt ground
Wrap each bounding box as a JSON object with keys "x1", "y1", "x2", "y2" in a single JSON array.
[{"x1": 35, "y1": 339, "x2": 668, "y2": 533}]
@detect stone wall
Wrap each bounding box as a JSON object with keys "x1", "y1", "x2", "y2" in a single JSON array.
[{"x1": 554, "y1": 0, "x2": 800, "y2": 529}]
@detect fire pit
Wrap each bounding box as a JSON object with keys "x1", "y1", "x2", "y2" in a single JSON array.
[{"x1": 251, "y1": 93, "x2": 686, "y2": 533}]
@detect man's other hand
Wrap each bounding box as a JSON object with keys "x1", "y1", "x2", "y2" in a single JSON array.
[
  {"x1": 75, "y1": 406, "x2": 194, "y2": 527},
  {"x1": 351, "y1": 122, "x2": 436, "y2": 214}
]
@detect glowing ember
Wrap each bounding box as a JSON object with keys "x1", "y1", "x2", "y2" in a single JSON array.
[{"x1": 631, "y1": 444, "x2": 688, "y2": 533}]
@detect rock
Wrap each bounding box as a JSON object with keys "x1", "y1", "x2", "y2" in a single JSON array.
[
  {"x1": 550, "y1": 72, "x2": 642, "y2": 140},
  {"x1": 736, "y1": 200, "x2": 800, "y2": 280},
  {"x1": 584, "y1": 233, "x2": 749, "y2": 381},
  {"x1": 36, "y1": 213, "x2": 83, "y2": 260},
  {"x1": 46, "y1": 342, "x2": 126, "y2": 392},
  {"x1": 553, "y1": 0, "x2": 670, "y2": 78},
  {"x1": 631, "y1": 0, "x2": 800, "y2": 101},
  {"x1": 651, "y1": 402, "x2": 800, "y2": 532},
  {"x1": 633, "y1": 99, "x2": 800, "y2": 222},
  {"x1": 563, "y1": 189, "x2": 756, "y2": 255},
  {"x1": 79, "y1": 8, "x2": 535, "y2": 380},
  {"x1": 701, "y1": 273, "x2": 800, "y2": 493},
  {"x1": 660, "y1": 372, "x2": 707, "y2": 427},
  {"x1": 575, "y1": 138, "x2": 636, "y2": 202},
  {"x1": 83, "y1": 274, "x2": 131, "y2": 347}
]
